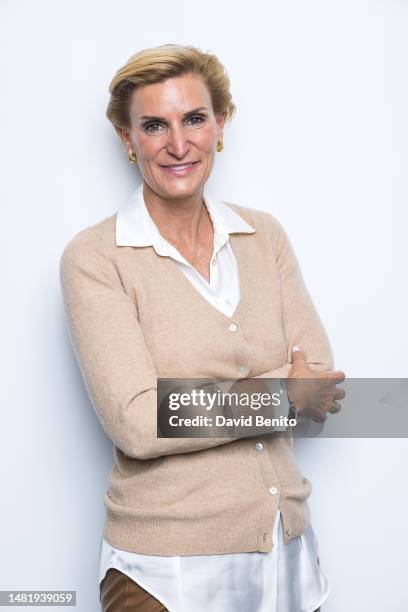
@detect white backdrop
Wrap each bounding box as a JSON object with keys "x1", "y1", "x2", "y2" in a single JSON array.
[{"x1": 1, "y1": 0, "x2": 407, "y2": 610}]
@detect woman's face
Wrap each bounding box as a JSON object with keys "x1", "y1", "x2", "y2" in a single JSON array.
[{"x1": 119, "y1": 73, "x2": 225, "y2": 200}]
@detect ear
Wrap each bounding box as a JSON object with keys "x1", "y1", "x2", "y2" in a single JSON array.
[
  {"x1": 215, "y1": 113, "x2": 225, "y2": 139},
  {"x1": 116, "y1": 126, "x2": 132, "y2": 150}
]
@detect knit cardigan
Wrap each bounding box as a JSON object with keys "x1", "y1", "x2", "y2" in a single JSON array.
[{"x1": 59, "y1": 198, "x2": 333, "y2": 556}]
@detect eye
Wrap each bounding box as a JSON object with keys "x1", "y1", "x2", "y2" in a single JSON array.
[
  {"x1": 143, "y1": 121, "x2": 165, "y2": 134},
  {"x1": 186, "y1": 114, "x2": 206, "y2": 127}
]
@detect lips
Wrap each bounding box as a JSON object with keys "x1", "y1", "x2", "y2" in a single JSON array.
[{"x1": 160, "y1": 161, "x2": 200, "y2": 176}]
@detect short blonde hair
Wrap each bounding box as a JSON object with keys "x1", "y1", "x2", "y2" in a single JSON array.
[{"x1": 106, "y1": 43, "x2": 236, "y2": 134}]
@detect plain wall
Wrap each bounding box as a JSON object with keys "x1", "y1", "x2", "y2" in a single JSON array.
[{"x1": 1, "y1": 0, "x2": 407, "y2": 610}]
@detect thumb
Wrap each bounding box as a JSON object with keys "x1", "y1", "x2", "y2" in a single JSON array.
[{"x1": 291, "y1": 345, "x2": 307, "y2": 363}]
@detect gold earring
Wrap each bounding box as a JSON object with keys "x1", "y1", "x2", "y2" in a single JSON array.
[
  {"x1": 128, "y1": 149, "x2": 137, "y2": 164},
  {"x1": 216, "y1": 139, "x2": 224, "y2": 153}
]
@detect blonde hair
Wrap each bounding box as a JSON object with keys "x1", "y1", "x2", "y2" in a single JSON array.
[{"x1": 106, "y1": 43, "x2": 236, "y2": 134}]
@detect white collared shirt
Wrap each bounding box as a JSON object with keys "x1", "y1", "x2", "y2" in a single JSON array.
[
  {"x1": 115, "y1": 182, "x2": 256, "y2": 318},
  {"x1": 99, "y1": 183, "x2": 331, "y2": 612}
]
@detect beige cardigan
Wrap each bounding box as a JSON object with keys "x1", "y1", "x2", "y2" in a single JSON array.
[{"x1": 59, "y1": 197, "x2": 333, "y2": 556}]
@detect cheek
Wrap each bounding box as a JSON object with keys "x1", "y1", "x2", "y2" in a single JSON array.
[
  {"x1": 134, "y1": 134, "x2": 164, "y2": 158},
  {"x1": 194, "y1": 127, "x2": 217, "y2": 152}
]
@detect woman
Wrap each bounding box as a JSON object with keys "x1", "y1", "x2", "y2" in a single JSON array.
[{"x1": 60, "y1": 44, "x2": 345, "y2": 612}]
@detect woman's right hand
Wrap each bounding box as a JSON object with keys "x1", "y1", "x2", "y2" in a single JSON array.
[{"x1": 285, "y1": 346, "x2": 346, "y2": 422}]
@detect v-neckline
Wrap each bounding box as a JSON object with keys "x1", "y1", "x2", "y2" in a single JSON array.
[{"x1": 160, "y1": 233, "x2": 251, "y2": 324}]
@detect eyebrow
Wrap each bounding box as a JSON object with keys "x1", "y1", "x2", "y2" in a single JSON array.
[{"x1": 138, "y1": 106, "x2": 209, "y2": 122}]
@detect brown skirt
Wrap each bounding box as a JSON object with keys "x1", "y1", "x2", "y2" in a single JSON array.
[{"x1": 100, "y1": 568, "x2": 168, "y2": 611}]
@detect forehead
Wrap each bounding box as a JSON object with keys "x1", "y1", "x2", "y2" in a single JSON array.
[{"x1": 129, "y1": 73, "x2": 212, "y2": 119}]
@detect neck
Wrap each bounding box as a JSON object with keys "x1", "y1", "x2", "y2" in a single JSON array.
[{"x1": 142, "y1": 182, "x2": 210, "y2": 246}]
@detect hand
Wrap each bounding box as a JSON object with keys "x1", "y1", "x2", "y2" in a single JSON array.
[{"x1": 285, "y1": 346, "x2": 346, "y2": 423}]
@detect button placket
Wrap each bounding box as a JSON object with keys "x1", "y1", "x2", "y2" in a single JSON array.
[
  {"x1": 253, "y1": 443, "x2": 282, "y2": 504},
  {"x1": 250, "y1": 439, "x2": 281, "y2": 547}
]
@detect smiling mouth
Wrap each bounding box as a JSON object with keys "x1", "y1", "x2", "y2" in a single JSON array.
[
  {"x1": 160, "y1": 161, "x2": 200, "y2": 168},
  {"x1": 159, "y1": 161, "x2": 200, "y2": 175}
]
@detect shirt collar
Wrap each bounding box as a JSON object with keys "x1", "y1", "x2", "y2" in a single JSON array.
[{"x1": 116, "y1": 183, "x2": 255, "y2": 249}]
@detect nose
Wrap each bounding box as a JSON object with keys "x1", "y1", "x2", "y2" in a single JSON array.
[{"x1": 166, "y1": 124, "x2": 190, "y2": 159}]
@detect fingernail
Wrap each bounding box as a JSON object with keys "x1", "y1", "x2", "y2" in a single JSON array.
[{"x1": 292, "y1": 345, "x2": 301, "y2": 352}]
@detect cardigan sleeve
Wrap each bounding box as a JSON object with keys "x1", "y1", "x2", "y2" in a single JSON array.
[
  {"x1": 254, "y1": 215, "x2": 334, "y2": 379},
  {"x1": 59, "y1": 234, "x2": 282, "y2": 461}
]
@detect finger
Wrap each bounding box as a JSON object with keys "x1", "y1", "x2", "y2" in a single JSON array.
[
  {"x1": 326, "y1": 370, "x2": 346, "y2": 383},
  {"x1": 291, "y1": 346, "x2": 307, "y2": 363},
  {"x1": 327, "y1": 400, "x2": 342, "y2": 414},
  {"x1": 334, "y1": 388, "x2": 346, "y2": 401}
]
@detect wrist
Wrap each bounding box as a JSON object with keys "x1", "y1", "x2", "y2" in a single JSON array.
[
  {"x1": 287, "y1": 398, "x2": 298, "y2": 420},
  {"x1": 281, "y1": 379, "x2": 298, "y2": 419}
]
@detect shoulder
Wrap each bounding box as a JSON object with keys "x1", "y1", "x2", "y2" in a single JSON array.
[
  {"x1": 59, "y1": 214, "x2": 123, "y2": 299},
  {"x1": 219, "y1": 199, "x2": 289, "y2": 247},
  {"x1": 59, "y1": 213, "x2": 117, "y2": 269},
  {"x1": 59, "y1": 212, "x2": 129, "y2": 302}
]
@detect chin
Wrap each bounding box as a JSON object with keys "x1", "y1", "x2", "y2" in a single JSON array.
[
  {"x1": 166, "y1": 189, "x2": 201, "y2": 201},
  {"x1": 159, "y1": 179, "x2": 206, "y2": 198}
]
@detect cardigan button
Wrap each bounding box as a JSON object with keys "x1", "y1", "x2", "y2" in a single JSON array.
[
  {"x1": 238, "y1": 364, "x2": 248, "y2": 375},
  {"x1": 255, "y1": 442, "x2": 264, "y2": 452},
  {"x1": 268, "y1": 486, "x2": 278, "y2": 495},
  {"x1": 229, "y1": 323, "x2": 238, "y2": 332}
]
